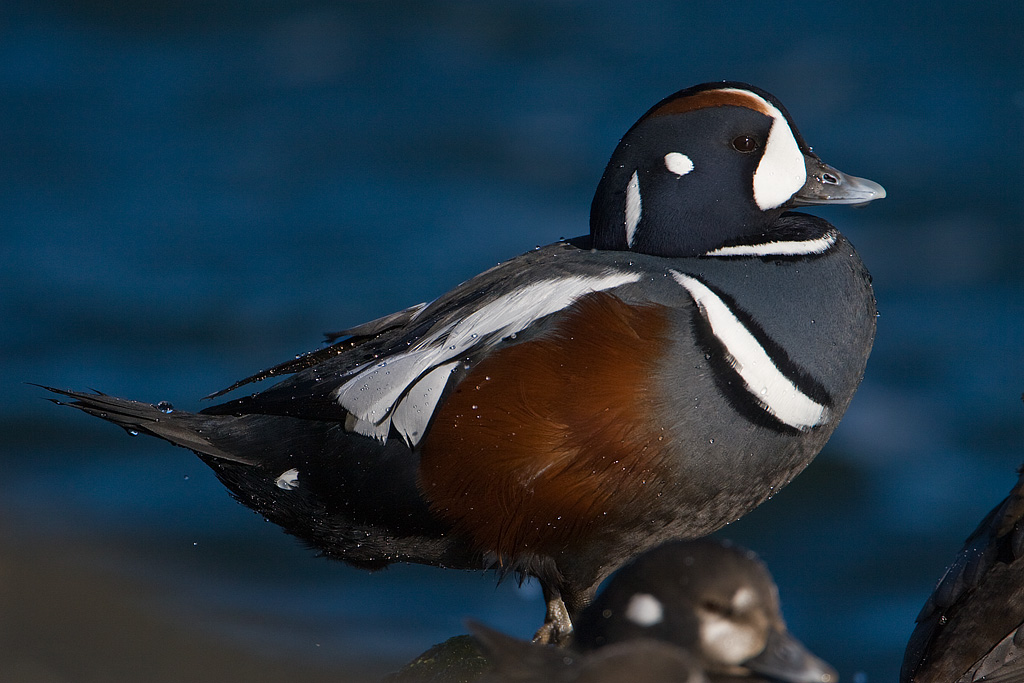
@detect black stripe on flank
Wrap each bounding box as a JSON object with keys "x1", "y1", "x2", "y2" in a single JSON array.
[{"x1": 687, "y1": 282, "x2": 833, "y2": 435}]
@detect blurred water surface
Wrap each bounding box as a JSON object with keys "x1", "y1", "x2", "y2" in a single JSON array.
[{"x1": 2, "y1": 1, "x2": 1023, "y2": 681}]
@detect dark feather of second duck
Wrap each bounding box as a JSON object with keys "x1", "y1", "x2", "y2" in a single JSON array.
[{"x1": 902, "y1": 460, "x2": 1024, "y2": 683}]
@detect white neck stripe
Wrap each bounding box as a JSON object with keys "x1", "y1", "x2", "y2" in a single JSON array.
[
  {"x1": 704, "y1": 230, "x2": 837, "y2": 257},
  {"x1": 671, "y1": 271, "x2": 827, "y2": 430},
  {"x1": 625, "y1": 170, "x2": 642, "y2": 247}
]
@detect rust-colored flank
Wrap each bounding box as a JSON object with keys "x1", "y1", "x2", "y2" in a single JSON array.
[
  {"x1": 419, "y1": 291, "x2": 676, "y2": 564},
  {"x1": 645, "y1": 88, "x2": 771, "y2": 120}
]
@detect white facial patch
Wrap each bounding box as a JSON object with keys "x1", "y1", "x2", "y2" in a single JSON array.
[
  {"x1": 671, "y1": 271, "x2": 828, "y2": 431},
  {"x1": 625, "y1": 170, "x2": 642, "y2": 247},
  {"x1": 664, "y1": 152, "x2": 694, "y2": 176},
  {"x1": 274, "y1": 468, "x2": 299, "y2": 491},
  {"x1": 720, "y1": 88, "x2": 806, "y2": 210},
  {"x1": 625, "y1": 593, "x2": 664, "y2": 627},
  {"x1": 698, "y1": 611, "x2": 762, "y2": 665},
  {"x1": 704, "y1": 229, "x2": 837, "y2": 257},
  {"x1": 335, "y1": 272, "x2": 643, "y2": 443}
]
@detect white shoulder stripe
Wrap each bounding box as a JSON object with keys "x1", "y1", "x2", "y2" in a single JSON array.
[
  {"x1": 335, "y1": 271, "x2": 643, "y2": 442},
  {"x1": 671, "y1": 271, "x2": 827, "y2": 430},
  {"x1": 704, "y1": 229, "x2": 837, "y2": 257}
]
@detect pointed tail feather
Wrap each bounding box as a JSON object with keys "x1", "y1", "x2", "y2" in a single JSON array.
[
  {"x1": 40, "y1": 385, "x2": 486, "y2": 570},
  {"x1": 38, "y1": 386, "x2": 254, "y2": 464}
]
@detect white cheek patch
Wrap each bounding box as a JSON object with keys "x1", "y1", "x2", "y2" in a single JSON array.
[
  {"x1": 625, "y1": 592, "x2": 665, "y2": 627},
  {"x1": 335, "y1": 271, "x2": 643, "y2": 444},
  {"x1": 704, "y1": 229, "x2": 837, "y2": 257},
  {"x1": 664, "y1": 152, "x2": 694, "y2": 176},
  {"x1": 625, "y1": 170, "x2": 642, "y2": 247},
  {"x1": 671, "y1": 271, "x2": 828, "y2": 431},
  {"x1": 699, "y1": 612, "x2": 763, "y2": 665},
  {"x1": 274, "y1": 468, "x2": 300, "y2": 491},
  {"x1": 720, "y1": 88, "x2": 806, "y2": 210}
]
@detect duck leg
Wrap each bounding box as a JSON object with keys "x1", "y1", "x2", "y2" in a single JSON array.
[{"x1": 532, "y1": 586, "x2": 574, "y2": 645}]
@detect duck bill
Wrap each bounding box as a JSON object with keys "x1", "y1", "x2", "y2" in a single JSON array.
[
  {"x1": 789, "y1": 154, "x2": 886, "y2": 207},
  {"x1": 743, "y1": 628, "x2": 837, "y2": 683}
]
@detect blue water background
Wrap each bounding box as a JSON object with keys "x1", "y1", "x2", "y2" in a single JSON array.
[{"x1": 2, "y1": 1, "x2": 1023, "y2": 680}]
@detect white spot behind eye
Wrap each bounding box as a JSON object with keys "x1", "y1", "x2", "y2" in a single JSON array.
[
  {"x1": 671, "y1": 271, "x2": 828, "y2": 430},
  {"x1": 625, "y1": 170, "x2": 642, "y2": 247},
  {"x1": 664, "y1": 152, "x2": 694, "y2": 176},
  {"x1": 275, "y1": 468, "x2": 300, "y2": 491},
  {"x1": 625, "y1": 592, "x2": 664, "y2": 627},
  {"x1": 732, "y1": 586, "x2": 756, "y2": 611}
]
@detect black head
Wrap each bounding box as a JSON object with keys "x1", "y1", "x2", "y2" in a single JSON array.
[
  {"x1": 591, "y1": 82, "x2": 885, "y2": 257},
  {"x1": 573, "y1": 539, "x2": 836, "y2": 683}
]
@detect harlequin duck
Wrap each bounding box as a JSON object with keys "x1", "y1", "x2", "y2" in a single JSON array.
[
  {"x1": 44, "y1": 81, "x2": 883, "y2": 643},
  {"x1": 573, "y1": 539, "x2": 835, "y2": 682},
  {"x1": 471, "y1": 539, "x2": 834, "y2": 683},
  {"x1": 901, "y1": 463, "x2": 1024, "y2": 683}
]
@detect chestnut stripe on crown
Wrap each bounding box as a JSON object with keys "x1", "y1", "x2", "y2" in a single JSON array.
[{"x1": 644, "y1": 88, "x2": 773, "y2": 120}]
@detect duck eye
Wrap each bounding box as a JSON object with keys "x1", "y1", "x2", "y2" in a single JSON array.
[
  {"x1": 732, "y1": 135, "x2": 759, "y2": 153},
  {"x1": 700, "y1": 599, "x2": 733, "y2": 617}
]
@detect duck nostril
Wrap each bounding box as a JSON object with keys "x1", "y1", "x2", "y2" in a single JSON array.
[{"x1": 822, "y1": 172, "x2": 839, "y2": 185}]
